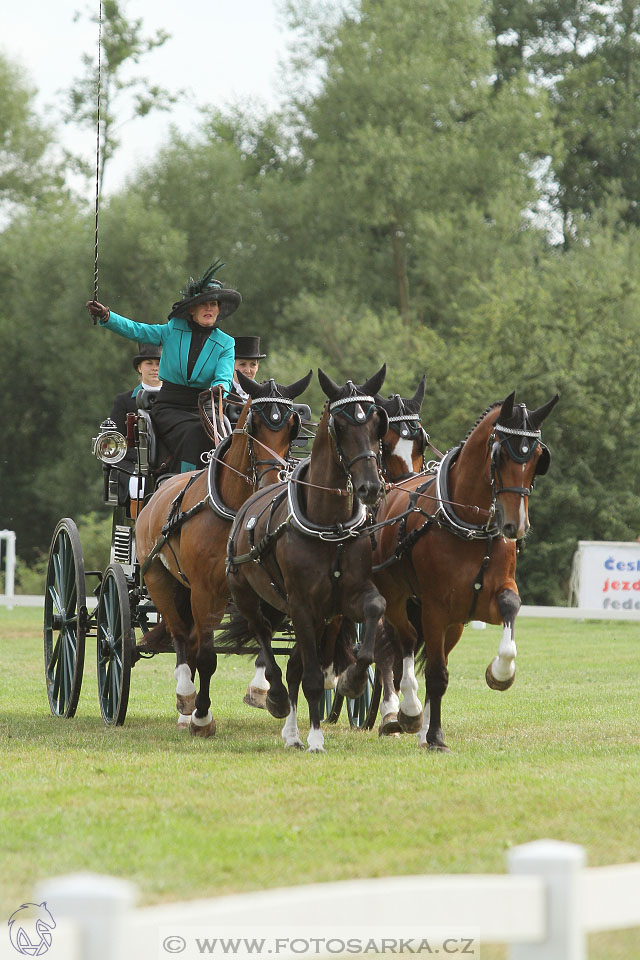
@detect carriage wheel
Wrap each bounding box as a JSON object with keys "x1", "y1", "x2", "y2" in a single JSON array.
[
  {"x1": 323, "y1": 666, "x2": 382, "y2": 728},
  {"x1": 44, "y1": 518, "x2": 87, "y2": 718},
  {"x1": 96, "y1": 564, "x2": 133, "y2": 725}
]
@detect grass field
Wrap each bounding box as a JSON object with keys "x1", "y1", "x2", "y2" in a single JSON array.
[{"x1": 1, "y1": 607, "x2": 639, "y2": 958}]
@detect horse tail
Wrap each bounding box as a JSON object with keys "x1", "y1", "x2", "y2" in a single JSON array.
[
  {"x1": 214, "y1": 600, "x2": 287, "y2": 654},
  {"x1": 326, "y1": 617, "x2": 357, "y2": 675}
]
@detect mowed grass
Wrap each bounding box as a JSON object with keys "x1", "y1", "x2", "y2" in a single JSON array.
[{"x1": 1, "y1": 607, "x2": 640, "y2": 959}]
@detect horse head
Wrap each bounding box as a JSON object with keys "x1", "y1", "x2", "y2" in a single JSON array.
[
  {"x1": 375, "y1": 375, "x2": 427, "y2": 480},
  {"x1": 489, "y1": 390, "x2": 559, "y2": 540},
  {"x1": 317, "y1": 364, "x2": 387, "y2": 506},
  {"x1": 236, "y1": 369, "x2": 313, "y2": 485}
]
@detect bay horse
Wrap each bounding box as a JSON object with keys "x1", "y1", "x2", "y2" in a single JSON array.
[
  {"x1": 246, "y1": 375, "x2": 431, "y2": 716},
  {"x1": 371, "y1": 391, "x2": 558, "y2": 750},
  {"x1": 134, "y1": 370, "x2": 312, "y2": 736},
  {"x1": 221, "y1": 366, "x2": 389, "y2": 752}
]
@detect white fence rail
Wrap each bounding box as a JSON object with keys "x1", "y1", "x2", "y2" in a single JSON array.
[{"x1": 3, "y1": 841, "x2": 639, "y2": 960}]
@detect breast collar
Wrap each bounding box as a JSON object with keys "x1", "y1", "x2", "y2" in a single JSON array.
[
  {"x1": 206, "y1": 434, "x2": 239, "y2": 521},
  {"x1": 287, "y1": 459, "x2": 368, "y2": 541},
  {"x1": 434, "y1": 446, "x2": 499, "y2": 540}
]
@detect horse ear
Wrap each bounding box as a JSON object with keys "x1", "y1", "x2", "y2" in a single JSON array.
[
  {"x1": 236, "y1": 370, "x2": 265, "y2": 398},
  {"x1": 281, "y1": 370, "x2": 313, "y2": 400},
  {"x1": 376, "y1": 406, "x2": 389, "y2": 440},
  {"x1": 528, "y1": 393, "x2": 560, "y2": 430},
  {"x1": 317, "y1": 368, "x2": 341, "y2": 400},
  {"x1": 360, "y1": 363, "x2": 387, "y2": 397},
  {"x1": 412, "y1": 375, "x2": 427, "y2": 410},
  {"x1": 498, "y1": 390, "x2": 516, "y2": 423}
]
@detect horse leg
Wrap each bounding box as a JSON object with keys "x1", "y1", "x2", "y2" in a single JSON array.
[
  {"x1": 281, "y1": 649, "x2": 304, "y2": 750},
  {"x1": 337, "y1": 584, "x2": 386, "y2": 698},
  {"x1": 243, "y1": 649, "x2": 270, "y2": 710},
  {"x1": 143, "y1": 562, "x2": 195, "y2": 726},
  {"x1": 189, "y1": 641, "x2": 217, "y2": 737},
  {"x1": 288, "y1": 605, "x2": 325, "y2": 752},
  {"x1": 418, "y1": 609, "x2": 454, "y2": 752},
  {"x1": 486, "y1": 588, "x2": 520, "y2": 690},
  {"x1": 231, "y1": 576, "x2": 290, "y2": 719},
  {"x1": 417, "y1": 622, "x2": 462, "y2": 747}
]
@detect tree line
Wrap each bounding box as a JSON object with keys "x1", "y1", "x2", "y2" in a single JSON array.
[{"x1": 2, "y1": 0, "x2": 640, "y2": 603}]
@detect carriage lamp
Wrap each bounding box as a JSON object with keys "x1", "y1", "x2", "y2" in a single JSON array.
[{"x1": 92, "y1": 419, "x2": 128, "y2": 464}]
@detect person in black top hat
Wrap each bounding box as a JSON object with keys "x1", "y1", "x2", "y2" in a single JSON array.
[
  {"x1": 109, "y1": 342, "x2": 163, "y2": 436},
  {"x1": 232, "y1": 336, "x2": 267, "y2": 398},
  {"x1": 225, "y1": 336, "x2": 268, "y2": 426}
]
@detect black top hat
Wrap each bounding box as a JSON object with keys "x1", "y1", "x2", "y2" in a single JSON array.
[
  {"x1": 132, "y1": 342, "x2": 162, "y2": 369},
  {"x1": 234, "y1": 335, "x2": 266, "y2": 359},
  {"x1": 169, "y1": 258, "x2": 242, "y2": 322}
]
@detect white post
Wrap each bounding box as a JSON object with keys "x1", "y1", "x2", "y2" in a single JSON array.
[
  {"x1": 36, "y1": 872, "x2": 137, "y2": 960},
  {"x1": 508, "y1": 839, "x2": 586, "y2": 960},
  {"x1": 0, "y1": 529, "x2": 16, "y2": 603}
]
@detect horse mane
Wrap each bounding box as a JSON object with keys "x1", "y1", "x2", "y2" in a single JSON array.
[{"x1": 461, "y1": 401, "x2": 502, "y2": 444}]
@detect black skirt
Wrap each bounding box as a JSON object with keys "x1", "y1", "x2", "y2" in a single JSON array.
[{"x1": 151, "y1": 382, "x2": 211, "y2": 471}]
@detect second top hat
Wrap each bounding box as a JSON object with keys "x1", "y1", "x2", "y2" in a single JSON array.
[{"x1": 234, "y1": 336, "x2": 267, "y2": 359}]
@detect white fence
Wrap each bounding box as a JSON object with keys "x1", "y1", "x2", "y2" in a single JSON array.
[{"x1": 3, "y1": 841, "x2": 639, "y2": 960}]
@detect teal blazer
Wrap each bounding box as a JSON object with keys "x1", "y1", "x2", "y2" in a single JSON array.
[{"x1": 100, "y1": 312, "x2": 235, "y2": 393}]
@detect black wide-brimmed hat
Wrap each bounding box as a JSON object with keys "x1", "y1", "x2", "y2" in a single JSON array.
[
  {"x1": 132, "y1": 342, "x2": 162, "y2": 369},
  {"x1": 169, "y1": 258, "x2": 242, "y2": 322},
  {"x1": 234, "y1": 335, "x2": 266, "y2": 359}
]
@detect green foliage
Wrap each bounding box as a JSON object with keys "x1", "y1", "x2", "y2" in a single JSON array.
[
  {"x1": 15, "y1": 512, "x2": 113, "y2": 594},
  {"x1": 65, "y1": 0, "x2": 183, "y2": 188},
  {"x1": 0, "y1": 54, "x2": 65, "y2": 217}
]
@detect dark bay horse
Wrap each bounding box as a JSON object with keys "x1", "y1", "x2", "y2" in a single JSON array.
[
  {"x1": 222, "y1": 367, "x2": 389, "y2": 752},
  {"x1": 372, "y1": 391, "x2": 558, "y2": 750},
  {"x1": 134, "y1": 371, "x2": 312, "y2": 736},
  {"x1": 376, "y1": 376, "x2": 428, "y2": 483}
]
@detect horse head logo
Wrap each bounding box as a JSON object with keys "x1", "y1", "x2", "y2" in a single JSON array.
[{"x1": 8, "y1": 902, "x2": 56, "y2": 956}]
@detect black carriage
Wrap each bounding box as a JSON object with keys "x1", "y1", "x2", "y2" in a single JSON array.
[{"x1": 43, "y1": 396, "x2": 381, "y2": 728}]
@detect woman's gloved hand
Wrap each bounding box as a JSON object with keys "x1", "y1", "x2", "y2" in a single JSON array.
[{"x1": 85, "y1": 300, "x2": 110, "y2": 321}]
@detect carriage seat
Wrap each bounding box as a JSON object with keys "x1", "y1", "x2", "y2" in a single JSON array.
[{"x1": 136, "y1": 389, "x2": 171, "y2": 476}]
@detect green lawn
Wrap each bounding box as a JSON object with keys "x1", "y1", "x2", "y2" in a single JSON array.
[{"x1": 1, "y1": 607, "x2": 639, "y2": 958}]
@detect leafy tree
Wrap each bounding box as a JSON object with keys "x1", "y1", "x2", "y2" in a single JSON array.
[
  {"x1": 64, "y1": 0, "x2": 183, "y2": 189},
  {"x1": 0, "y1": 54, "x2": 64, "y2": 217}
]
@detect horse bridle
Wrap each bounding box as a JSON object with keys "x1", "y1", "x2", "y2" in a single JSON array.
[
  {"x1": 381, "y1": 401, "x2": 429, "y2": 481},
  {"x1": 327, "y1": 389, "x2": 387, "y2": 496},
  {"x1": 488, "y1": 411, "x2": 547, "y2": 511},
  {"x1": 239, "y1": 389, "x2": 298, "y2": 485}
]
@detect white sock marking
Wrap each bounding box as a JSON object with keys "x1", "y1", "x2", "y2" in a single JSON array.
[
  {"x1": 399, "y1": 655, "x2": 422, "y2": 716},
  {"x1": 174, "y1": 663, "x2": 196, "y2": 696}
]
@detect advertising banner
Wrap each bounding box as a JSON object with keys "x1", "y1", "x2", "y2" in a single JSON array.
[{"x1": 572, "y1": 540, "x2": 640, "y2": 612}]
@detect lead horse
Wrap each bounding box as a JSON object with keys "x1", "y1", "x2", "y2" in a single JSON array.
[
  {"x1": 371, "y1": 391, "x2": 558, "y2": 749},
  {"x1": 222, "y1": 367, "x2": 389, "y2": 752},
  {"x1": 134, "y1": 371, "x2": 312, "y2": 735}
]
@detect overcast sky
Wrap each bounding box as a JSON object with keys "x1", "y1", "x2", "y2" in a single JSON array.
[{"x1": 3, "y1": 0, "x2": 303, "y2": 194}]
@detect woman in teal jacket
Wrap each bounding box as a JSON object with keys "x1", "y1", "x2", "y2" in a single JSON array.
[{"x1": 87, "y1": 260, "x2": 241, "y2": 472}]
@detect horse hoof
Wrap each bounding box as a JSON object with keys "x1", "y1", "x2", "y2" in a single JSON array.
[
  {"x1": 378, "y1": 713, "x2": 402, "y2": 736},
  {"x1": 485, "y1": 663, "x2": 516, "y2": 691},
  {"x1": 176, "y1": 714, "x2": 192, "y2": 730},
  {"x1": 190, "y1": 716, "x2": 216, "y2": 738},
  {"x1": 337, "y1": 669, "x2": 366, "y2": 699},
  {"x1": 266, "y1": 693, "x2": 291, "y2": 719},
  {"x1": 421, "y1": 740, "x2": 450, "y2": 753},
  {"x1": 398, "y1": 708, "x2": 424, "y2": 734},
  {"x1": 284, "y1": 739, "x2": 305, "y2": 750},
  {"x1": 176, "y1": 692, "x2": 196, "y2": 715},
  {"x1": 243, "y1": 686, "x2": 268, "y2": 709},
  {"x1": 306, "y1": 746, "x2": 326, "y2": 754}
]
